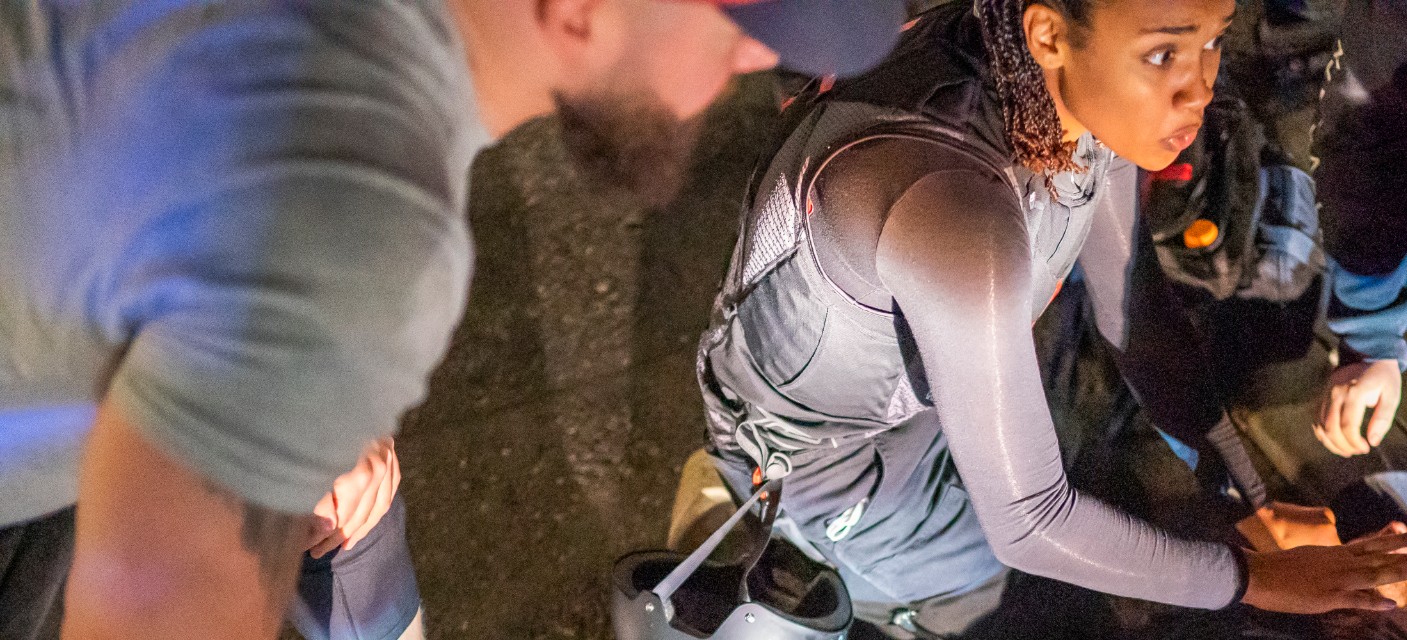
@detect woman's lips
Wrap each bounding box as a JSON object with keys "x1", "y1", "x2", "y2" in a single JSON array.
[{"x1": 1161, "y1": 124, "x2": 1202, "y2": 153}]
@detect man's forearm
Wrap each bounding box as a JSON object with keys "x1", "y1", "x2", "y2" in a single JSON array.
[{"x1": 63, "y1": 403, "x2": 313, "y2": 639}]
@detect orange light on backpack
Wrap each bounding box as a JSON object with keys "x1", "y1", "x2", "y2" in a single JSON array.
[{"x1": 1183, "y1": 219, "x2": 1220, "y2": 249}]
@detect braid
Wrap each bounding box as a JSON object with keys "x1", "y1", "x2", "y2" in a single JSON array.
[{"x1": 975, "y1": 0, "x2": 1086, "y2": 179}]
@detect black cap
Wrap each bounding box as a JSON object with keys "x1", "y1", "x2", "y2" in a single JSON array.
[{"x1": 719, "y1": 0, "x2": 906, "y2": 78}]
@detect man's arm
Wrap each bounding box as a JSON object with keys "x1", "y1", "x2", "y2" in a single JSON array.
[
  {"x1": 1318, "y1": 260, "x2": 1407, "y2": 455},
  {"x1": 63, "y1": 403, "x2": 315, "y2": 639},
  {"x1": 53, "y1": 5, "x2": 471, "y2": 637},
  {"x1": 1312, "y1": 0, "x2": 1407, "y2": 455}
]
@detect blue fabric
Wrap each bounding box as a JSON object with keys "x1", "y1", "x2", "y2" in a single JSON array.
[
  {"x1": 1327, "y1": 255, "x2": 1407, "y2": 370},
  {"x1": 1159, "y1": 430, "x2": 1202, "y2": 472},
  {"x1": 0, "y1": 0, "x2": 486, "y2": 524},
  {"x1": 289, "y1": 495, "x2": 421, "y2": 640}
]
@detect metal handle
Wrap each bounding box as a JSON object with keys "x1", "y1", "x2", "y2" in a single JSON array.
[{"x1": 652, "y1": 477, "x2": 783, "y2": 620}]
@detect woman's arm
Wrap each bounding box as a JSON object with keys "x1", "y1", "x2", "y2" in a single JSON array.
[
  {"x1": 874, "y1": 168, "x2": 1407, "y2": 612},
  {"x1": 874, "y1": 168, "x2": 1243, "y2": 608}
]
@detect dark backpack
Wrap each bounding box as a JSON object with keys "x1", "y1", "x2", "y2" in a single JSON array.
[{"x1": 1142, "y1": 79, "x2": 1324, "y2": 303}]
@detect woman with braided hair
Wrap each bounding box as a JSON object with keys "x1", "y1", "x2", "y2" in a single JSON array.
[{"x1": 693, "y1": 0, "x2": 1407, "y2": 636}]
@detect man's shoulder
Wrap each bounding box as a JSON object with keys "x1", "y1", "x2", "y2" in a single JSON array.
[
  {"x1": 69, "y1": 0, "x2": 479, "y2": 230},
  {"x1": 67, "y1": 0, "x2": 472, "y2": 138},
  {"x1": 105, "y1": 1, "x2": 464, "y2": 93},
  {"x1": 51, "y1": 0, "x2": 477, "y2": 342}
]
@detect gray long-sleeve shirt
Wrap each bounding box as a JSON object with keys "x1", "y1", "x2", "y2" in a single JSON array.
[
  {"x1": 861, "y1": 144, "x2": 1242, "y2": 609},
  {"x1": 706, "y1": 129, "x2": 1244, "y2": 608}
]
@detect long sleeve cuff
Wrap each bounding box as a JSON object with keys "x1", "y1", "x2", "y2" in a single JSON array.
[{"x1": 1222, "y1": 545, "x2": 1251, "y2": 609}]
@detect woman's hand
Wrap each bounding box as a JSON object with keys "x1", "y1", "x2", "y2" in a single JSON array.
[
  {"x1": 1316, "y1": 360, "x2": 1402, "y2": 456},
  {"x1": 1355, "y1": 523, "x2": 1407, "y2": 607},
  {"x1": 1242, "y1": 529, "x2": 1407, "y2": 613}
]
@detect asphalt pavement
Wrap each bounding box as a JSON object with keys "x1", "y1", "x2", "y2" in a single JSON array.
[{"x1": 390, "y1": 75, "x2": 779, "y2": 639}]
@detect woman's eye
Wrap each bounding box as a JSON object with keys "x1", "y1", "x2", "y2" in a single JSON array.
[
  {"x1": 1204, "y1": 34, "x2": 1225, "y2": 51},
  {"x1": 1145, "y1": 49, "x2": 1172, "y2": 66}
]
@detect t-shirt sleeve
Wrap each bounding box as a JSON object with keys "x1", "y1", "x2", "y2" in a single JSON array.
[{"x1": 89, "y1": 3, "x2": 473, "y2": 513}]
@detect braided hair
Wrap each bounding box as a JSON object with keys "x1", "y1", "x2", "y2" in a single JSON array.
[{"x1": 975, "y1": 0, "x2": 1095, "y2": 178}]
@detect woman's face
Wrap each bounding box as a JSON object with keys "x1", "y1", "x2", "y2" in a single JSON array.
[{"x1": 1052, "y1": 0, "x2": 1235, "y2": 170}]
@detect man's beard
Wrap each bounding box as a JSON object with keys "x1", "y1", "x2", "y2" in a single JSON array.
[{"x1": 554, "y1": 89, "x2": 705, "y2": 209}]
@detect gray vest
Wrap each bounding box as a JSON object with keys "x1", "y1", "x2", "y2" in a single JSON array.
[{"x1": 698, "y1": 6, "x2": 1112, "y2": 476}]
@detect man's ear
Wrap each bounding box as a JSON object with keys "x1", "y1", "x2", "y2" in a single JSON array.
[
  {"x1": 538, "y1": 0, "x2": 600, "y2": 54},
  {"x1": 1023, "y1": 4, "x2": 1071, "y2": 71}
]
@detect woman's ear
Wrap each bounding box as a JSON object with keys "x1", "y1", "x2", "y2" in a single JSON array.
[{"x1": 1023, "y1": 4, "x2": 1070, "y2": 71}]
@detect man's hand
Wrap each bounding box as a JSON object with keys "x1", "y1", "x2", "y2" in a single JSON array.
[
  {"x1": 1242, "y1": 529, "x2": 1407, "y2": 613},
  {"x1": 307, "y1": 437, "x2": 401, "y2": 558},
  {"x1": 1316, "y1": 359, "x2": 1402, "y2": 457}
]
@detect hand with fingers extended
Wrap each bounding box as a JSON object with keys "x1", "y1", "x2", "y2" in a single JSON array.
[
  {"x1": 1316, "y1": 359, "x2": 1402, "y2": 457},
  {"x1": 307, "y1": 437, "x2": 401, "y2": 558},
  {"x1": 1356, "y1": 523, "x2": 1407, "y2": 608},
  {"x1": 1242, "y1": 529, "x2": 1407, "y2": 613}
]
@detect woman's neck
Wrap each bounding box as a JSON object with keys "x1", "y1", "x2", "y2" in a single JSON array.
[{"x1": 1043, "y1": 66, "x2": 1088, "y2": 144}]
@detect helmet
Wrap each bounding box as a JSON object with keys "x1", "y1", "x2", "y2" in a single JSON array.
[{"x1": 611, "y1": 478, "x2": 853, "y2": 640}]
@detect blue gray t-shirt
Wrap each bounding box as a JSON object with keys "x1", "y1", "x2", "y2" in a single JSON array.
[{"x1": 0, "y1": 0, "x2": 491, "y2": 526}]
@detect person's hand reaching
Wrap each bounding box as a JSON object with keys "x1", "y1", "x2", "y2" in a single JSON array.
[
  {"x1": 1242, "y1": 527, "x2": 1407, "y2": 613},
  {"x1": 1316, "y1": 360, "x2": 1402, "y2": 457},
  {"x1": 1355, "y1": 522, "x2": 1407, "y2": 607},
  {"x1": 307, "y1": 437, "x2": 401, "y2": 558}
]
